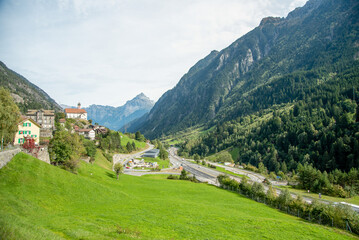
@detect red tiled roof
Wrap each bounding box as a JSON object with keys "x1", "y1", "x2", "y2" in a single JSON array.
[
  {"x1": 77, "y1": 129, "x2": 94, "y2": 132},
  {"x1": 65, "y1": 108, "x2": 87, "y2": 114}
]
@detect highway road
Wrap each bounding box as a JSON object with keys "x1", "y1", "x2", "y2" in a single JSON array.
[
  {"x1": 169, "y1": 147, "x2": 244, "y2": 186},
  {"x1": 168, "y1": 147, "x2": 359, "y2": 213},
  {"x1": 112, "y1": 143, "x2": 154, "y2": 171}
]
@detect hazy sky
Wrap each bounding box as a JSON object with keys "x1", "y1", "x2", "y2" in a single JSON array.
[{"x1": 0, "y1": 0, "x2": 307, "y2": 107}]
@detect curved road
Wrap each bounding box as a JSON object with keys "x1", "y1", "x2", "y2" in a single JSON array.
[{"x1": 168, "y1": 147, "x2": 359, "y2": 212}]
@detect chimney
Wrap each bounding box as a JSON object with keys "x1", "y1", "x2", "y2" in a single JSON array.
[{"x1": 77, "y1": 102, "x2": 81, "y2": 109}]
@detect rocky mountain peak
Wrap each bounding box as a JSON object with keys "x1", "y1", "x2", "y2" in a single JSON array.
[
  {"x1": 259, "y1": 17, "x2": 282, "y2": 26},
  {"x1": 86, "y1": 93, "x2": 154, "y2": 130}
]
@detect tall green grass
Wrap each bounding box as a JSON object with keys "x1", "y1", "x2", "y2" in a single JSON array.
[{"x1": 0, "y1": 153, "x2": 357, "y2": 239}]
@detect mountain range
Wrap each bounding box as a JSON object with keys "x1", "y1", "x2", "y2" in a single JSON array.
[
  {"x1": 85, "y1": 93, "x2": 154, "y2": 130},
  {"x1": 0, "y1": 61, "x2": 62, "y2": 113},
  {"x1": 0, "y1": 59, "x2": 153, "y2": 129},
  {"x1": 127, "y1": 0, "x2": 359, "y2": 138}
]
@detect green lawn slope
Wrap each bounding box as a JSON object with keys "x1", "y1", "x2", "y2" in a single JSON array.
[
  {"x1": 0, "y1": 153, "x2": 357, "y2": 240},
  {"x1": 119, "y1": 133, "x2": 146, "y2": 149}
]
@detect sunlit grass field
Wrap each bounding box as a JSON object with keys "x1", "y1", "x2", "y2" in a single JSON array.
[
  {"x1": 135, "y1": 157, "x2": 170, "y2": 169},
  {"x1": 0, "y1": 152, "x2": 357, "y2": 239},
  {"x1": 119, "y1": 132, "x2": 147, "y2": 149}
]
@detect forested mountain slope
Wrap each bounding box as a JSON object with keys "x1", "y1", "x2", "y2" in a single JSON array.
[
  {"x1": 0, "y1": 61, "x2": 62, "y2": 113},
  {"x1": 131, "y1": 0, "x2": 359, "y2": 138}
]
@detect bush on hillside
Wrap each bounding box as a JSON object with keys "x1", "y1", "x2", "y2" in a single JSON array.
[{"x1": 49, "y1": 130, "x2": 85, "y2": 173}]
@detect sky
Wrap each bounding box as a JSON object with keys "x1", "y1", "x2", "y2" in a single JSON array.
[{"x1": 0, "y1": 0, "x2": 307, "y2": 107}]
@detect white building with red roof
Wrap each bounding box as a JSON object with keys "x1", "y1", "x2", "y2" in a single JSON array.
[{"x1": 65, "y1": 103, "x2": 87, "y2": 120}]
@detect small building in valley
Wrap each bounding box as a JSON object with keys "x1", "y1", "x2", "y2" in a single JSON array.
[
  {"x1": 14, "y1": 118, "x2": 41, "y2": 145},
  {"x1": 142, "y1": 149, "x2": 160, "y2": 158},
  {"x1": 65, "y1": 103, "x2": 87, "y2": 120}
]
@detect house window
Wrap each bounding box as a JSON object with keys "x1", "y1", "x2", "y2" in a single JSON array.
[
  {"x1": 29, "y1": 131, "x2": 31, "y2": 134},
  {"x1": 24, "y1": 131, "x2": 27, "y2": 134},
  {"x1": 19, "y1": 131, "x2": 22, "y2": 134},
  {"x1": 29, "y1": 123, "x2": 31, "y2": 127}
]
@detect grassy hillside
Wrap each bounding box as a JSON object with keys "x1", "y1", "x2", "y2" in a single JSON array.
[
  {"x1": 0, "y1": 153, "x2": 357, "y2": 239},
  {"x1": 119, "y1": 132, "x2": 146, "y2": 149}
]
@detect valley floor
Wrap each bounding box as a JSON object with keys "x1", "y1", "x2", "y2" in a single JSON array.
[{"x1": 0, "y1": 153, "x2": 357, "y2": 239}]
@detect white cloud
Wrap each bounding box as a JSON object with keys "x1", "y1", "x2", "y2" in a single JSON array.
[{"x1": 0, "y1": 0, "x2": 307, "y2": 107}]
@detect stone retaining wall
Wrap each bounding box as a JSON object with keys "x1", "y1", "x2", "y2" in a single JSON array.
[{"x1": 0, "y1": 148, "x2": 21, "y2": 169}]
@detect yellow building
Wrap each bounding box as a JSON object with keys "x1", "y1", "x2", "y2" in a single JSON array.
[{"x1": 14, "y1": 118, "x2": 41, "y2": 145}]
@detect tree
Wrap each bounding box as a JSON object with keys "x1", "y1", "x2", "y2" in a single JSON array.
[
  {"x1": 159, "y1": 147, "x2": 168, "y2": 159},
  {"x1": 0, "y1": 87, "x2": 21, "y2": 149},
  {"x1": 277, "y1": 189, "x2": 292, "y2": 206},
  {"x1": 114, "y1": 163, "x2": 124, "y2": 180},
  {"x1": 258, "y1": 162, "x2": 267, "y2": 174},
  {"x1": 84, "y1": 139, "x2": 97, "y2": 158},
  {"x1": 266, "y1": 185, "x2": 277, "y2": 204},
  {"x1": 179, "y1": 169, "x2": 188, "y2": 180},
  {"x1": 135, "y1": 131, "x2": 145, "y2": 142},
  {"x1": 126, "y1": 142, "x2": 133, "y2": 152},
  {"x1": 281, "y1": 161, "x2": 288, "y2": 173},
  {"x1": 131, "y1": 141, "x2": 137, "y2": 151},
  {"x1": 193, "y1": 153, "x2": 200, "y2": 161},
  {"x1": 49, "y1": 130, "x2": 85, "y2": 172},
  {"x1": 215, "y1": 151, "x2": 233, "y2": 163}
]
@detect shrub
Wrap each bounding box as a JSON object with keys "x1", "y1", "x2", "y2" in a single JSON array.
[
  {"x1": 179, "y1": 170, "x2": 189, "y2": 180},
  {"x1": 251, "y1": 182, "x2": 266, "y2": 199},
  {"x1": 277, "y1": 189, "x2": 292, "y2": 207},
  {"x1": 167, "y1": 174, "x2": 179, "y2": 180},
  {"x1": 103, "y1": 153, "x2": 113, "y2": 163}
]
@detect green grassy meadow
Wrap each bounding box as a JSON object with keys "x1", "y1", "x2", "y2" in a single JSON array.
[
  {"x1": 119, "y1": 133, "x2": 147, "y2": 149},
  {"x1": 136, "y1": 157, "x2": 170, "y2": 169},
  {"x1": 0, "y1": 153, "x2": 357, "y2": 239},
  {"x1": 229, "y1": 148, "x2": 240, "y2": 162}
]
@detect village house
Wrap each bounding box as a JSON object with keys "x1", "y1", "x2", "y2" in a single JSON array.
[
  {"x1": 94, "y1": 126, "x2": 108, "y2": 135},
  {"x1": 26, "y1": 109, "x2": 55, "y2": 129},
  {"x1": 59, "y1": 118, "x2": 66, "y2": 127},
  {"x1": 76, "y1": 129, "x2": 96, "y2": 141},
  {"x1": 65, "y1": 103, "x2": 87, "y2": 120},
  {"x1": 14, "y1": 117, "x2": 41, "y2": 145},
  {"x1": 26, "y1": 109, "x2": 55, "y2": 138}
]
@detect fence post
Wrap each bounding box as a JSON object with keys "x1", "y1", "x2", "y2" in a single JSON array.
[
  {"x1": 309, "y1": 213, "x2": 311, "y2": 221},
  {"x1": 332, "y1": 218, "x2": 334, "y2": 227},
  {"x1": 297, "y1": 209, "x2": 299, "y2": 218}
]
